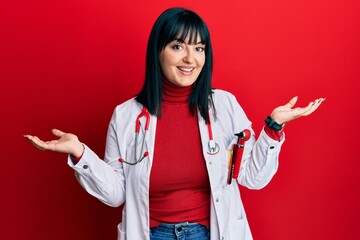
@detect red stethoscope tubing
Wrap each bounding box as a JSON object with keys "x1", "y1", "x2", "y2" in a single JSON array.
[
  {"x1": 118, "y1": 106, "x2": 150, "y2": 165},
  {"x1": 207, "y1": 118, "x2": 213, "y2": 140},
  {"x1": 120, "y1": 106, "x2": 219, "y2": 164},
  {"x1": 136, "y1": 106, "x2": 150, "y2": 133}
]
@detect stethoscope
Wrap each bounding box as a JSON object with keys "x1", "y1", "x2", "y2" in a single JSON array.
[
  {"x1": 118, "y1": 106, "x2": 220, "y2": 165},
  {"x1": 206, "y1": 112, "x2": 220, "y2": 155}
]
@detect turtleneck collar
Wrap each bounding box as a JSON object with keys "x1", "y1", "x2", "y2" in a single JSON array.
[{"x1": 162, "y1": 78, "x2": 192, "y2": 104}]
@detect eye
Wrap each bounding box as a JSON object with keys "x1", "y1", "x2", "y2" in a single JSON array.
[
  {"x1": 171, "y1": 44, "x2": 183, "y2": 50},
  {"x1": 196, "y1": 47, "x2": 205, "y2": 52}
]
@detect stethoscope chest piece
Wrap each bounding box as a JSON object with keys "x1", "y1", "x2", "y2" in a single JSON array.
[
  {"x1": 206, "y1": 113, "x2": 219, "y2": 155},
  {"x1": 207, "y1": 139, "x2": 220, "y2": 155}
]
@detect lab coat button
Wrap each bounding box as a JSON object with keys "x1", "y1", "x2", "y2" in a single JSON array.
[
  {"x1": 215, "y1": 198, "x2": 219, "y2": 202},
  {"x1": 83, "y1": 165, "x2": 89, "y2": 169},
  {"x1": 269, "y1": 146, "x2": 275, "y2": 149}
]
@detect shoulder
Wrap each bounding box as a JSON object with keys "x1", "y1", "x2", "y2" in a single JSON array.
[
  {"x1": 111, "y1": 98, "x2": 142, "y2": 122},
  {"x1": 211, "y1": 89, "x2": 251, "y2": 131},
  {"x1": 212, "y1": 89, "x2": 248, "y2": 119},
  {"x1": 212, "y1": 89, "x2": 239, "y2": 107},
  {"x1": 114, "y1": 98, "x2": 141, "y2": 112}
]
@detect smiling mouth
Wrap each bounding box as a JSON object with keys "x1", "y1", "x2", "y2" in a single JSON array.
[{"x1": 177, "y1": 67, "x2": 195, "y2": 73}]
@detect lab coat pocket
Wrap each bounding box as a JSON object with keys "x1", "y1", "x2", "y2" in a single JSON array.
[{"x1": 228, "y1": 218, "x2": 246, "y2": 240}]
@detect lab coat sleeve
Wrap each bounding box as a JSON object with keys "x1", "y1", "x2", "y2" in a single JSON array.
[
  {"x1": 238, "y1": 128, "x2": 284, "y2": 189},
  {"x1": 228, "y1": 94, "x2": 285, "y2": 189},
  {"x1": 67, "y1": 110, "x2": 126, "y2": 207}
]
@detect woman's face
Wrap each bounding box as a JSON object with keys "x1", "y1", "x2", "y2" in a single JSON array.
[{"x1": 159, "y1": 35, "x2": 206, "y2": 87}]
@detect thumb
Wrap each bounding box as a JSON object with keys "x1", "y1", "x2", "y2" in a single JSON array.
[
  {"x1": 284, "y1": 96, "x2": 298, "y2": 108},
  {"x1": 51, "y1": 129, "x2": 66, "y2": 138}
]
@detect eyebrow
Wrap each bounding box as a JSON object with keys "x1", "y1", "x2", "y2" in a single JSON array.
[{"x1": 174, "y1": 38, "x2": 205, "y2": 45}]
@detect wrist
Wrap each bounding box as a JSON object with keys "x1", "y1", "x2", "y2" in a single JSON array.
[
  {"x1": 72, "y1": 142, "x2": 84, "y2": 158},
  {"x1": 265, "y1": 116, "x2": 285, "y2": 131}
]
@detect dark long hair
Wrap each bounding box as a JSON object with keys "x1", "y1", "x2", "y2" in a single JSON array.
[{"x1": 136, "y1": 7, "x2": 215, "y2": 123}]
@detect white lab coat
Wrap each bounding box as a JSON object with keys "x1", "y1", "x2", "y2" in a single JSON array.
[{"x1": 68, "y1": 89, "x2": 285, "y2": 240}]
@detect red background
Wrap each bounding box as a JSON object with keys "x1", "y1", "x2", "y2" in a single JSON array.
[{"x1": 1, "y1": 0, "x2": 359, "y2": 239}]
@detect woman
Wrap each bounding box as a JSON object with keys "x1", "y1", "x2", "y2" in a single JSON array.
[{"x1": 25, "y1": 7, "x2": 324, "y2": 240}]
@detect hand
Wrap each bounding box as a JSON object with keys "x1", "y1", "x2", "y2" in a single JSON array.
[
  {"x1": 24, "y1": 129, "x2": 84, "y2": 158},
  {"x1": 270, "y1": 96, "x2": 325, "y2": 125}
]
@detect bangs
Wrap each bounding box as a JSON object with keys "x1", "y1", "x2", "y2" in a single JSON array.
[{"x1": 159, "y1": 10, "x2": 210, "y2": 49}]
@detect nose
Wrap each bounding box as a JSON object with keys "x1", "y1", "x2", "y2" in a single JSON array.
[{"x1": 183, "y1": 48, "x2": 195, "y2": 64}]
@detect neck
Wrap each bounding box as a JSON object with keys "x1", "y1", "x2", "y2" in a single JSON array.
[{"x1": 162, "y1": 78, "x2": 192, "y2": 104}]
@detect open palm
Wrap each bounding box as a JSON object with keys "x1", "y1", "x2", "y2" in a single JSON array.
[
  {"x1": 271, "y1": 96, "x2": 325, "y2": 125},
  {"x1": 24, "y1": 129, "x2": 84, "y2": 157}
]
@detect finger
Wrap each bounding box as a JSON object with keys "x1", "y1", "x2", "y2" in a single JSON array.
[
  {"x1": 284, "y1": 96, "x2": 298, "y2": 109},
  {"x1": 318, "y1": 98, "x2": 326, "y2": 104},
  {"x1": 52, "y1": 129, "x2": 66, "y2": 137},
  {"x1": 298, "y1": 98, "x2": 324, "y2": 116},
  {"x1": 24, "y1": 135, "x2": 45, "y2": 150},
  {"x1": 307, "y1": 98, "x2": 324, "y2": 113},
  {"x1": 27, "y1": 136, "x2": 50, "y2": 150},
  {"x1": 24, "y1": 134, "x2": 34, "y2": 141}
]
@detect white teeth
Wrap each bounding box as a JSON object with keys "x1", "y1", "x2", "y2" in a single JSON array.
[{"x1": 178, "y1": 67, "x2": 194, "y2": 72}]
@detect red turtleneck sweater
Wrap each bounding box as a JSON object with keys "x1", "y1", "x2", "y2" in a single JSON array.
[{"x1": 149, "y1": 79, "x2": 211, "y2": 228}]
